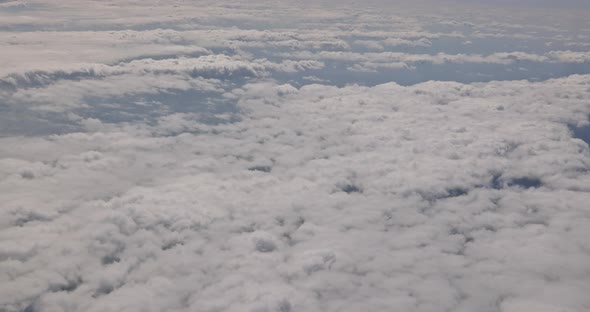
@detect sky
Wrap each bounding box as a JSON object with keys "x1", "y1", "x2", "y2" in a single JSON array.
[
  {"x1": 436, "y1": 0, "x2": 590, "y2": 8},
  {"x1": 1, "y1": 1, "x2": 590, "y2": 312}
]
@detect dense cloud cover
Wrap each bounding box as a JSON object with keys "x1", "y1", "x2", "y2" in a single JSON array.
[{"x1": 1, "y1": 1, "x2": 590, "y2": 312}]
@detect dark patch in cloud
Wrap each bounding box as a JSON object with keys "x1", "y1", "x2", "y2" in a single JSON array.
[
  {"x1": 162, "y1": 241, "x2": 184, "y2": 251},
  {"x1": 338, "y1": 183, "x2": 363, "y2": 194},
  {"x1": 255, "y1": 238, "x2": 276, "y2": 253},
  {"x1": 93, "y1": 284, "x2": 115, "y2": 298},
  {"x1": 50, "y1": 277, "x2": 83, "y2": 293},
  {"x1": 570, "y1": 122, "x2": 590, "y2": 145},
  {"x1": 507, "y1": 177, "x2": 543, "y2": 189},
  {"x1": 24, "y1": 303, "x2": 36, "y2": 312},
  {"x1": 19, "y1": 169, "x2": 35, "y2": 180},
  {"x1": 248, "y1": 165, "x2": 272, "y2": 173},
  {"x1": 101, "y1": 254, "x2": 121, "y2": 265},
  {"x1": 15, "y1": 212, "x2": 49, "y2": 227},
  {"x1": 445, "y1": 188, "x2": 468, "y2": 198},
  {"x1": 491, "y1": 174, "x2": 503, "y2": 190},
  {"x1": 277, "y1": 299, "x2": 292, "y2": 312}
]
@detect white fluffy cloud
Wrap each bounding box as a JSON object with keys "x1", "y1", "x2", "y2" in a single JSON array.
[
  {"x1": 1, "y1": 1, "x2": 590, "y2": 312},
  {"x1": 2, "y1": 75, "x2": 590, "y2": 312},
  {"x1": 1, "y1": 55, "x2": 325, "y2": 111}
]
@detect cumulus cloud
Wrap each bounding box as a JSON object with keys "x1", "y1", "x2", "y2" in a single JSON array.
[
  {"x1": 2, "y1": 75, "x2": 590, "y2": 312},
  {"x1": 0, "y1": 55, "x2": 326, "y2": 112},
  {"x1": 1, "y1": 1, "x2": 590, "y2": 312}
]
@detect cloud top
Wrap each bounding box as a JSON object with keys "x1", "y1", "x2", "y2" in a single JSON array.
[{"x1": 1, "y1": 1, "x2": 590, "y2": 312}]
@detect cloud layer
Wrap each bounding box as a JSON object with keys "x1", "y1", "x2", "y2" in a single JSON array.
[
  {"x1": 2, "y1": 75, "x2": 590, "y2": 312},
  {"x1": 1, "y1": 1, "x2": 590, "y2": 312}
]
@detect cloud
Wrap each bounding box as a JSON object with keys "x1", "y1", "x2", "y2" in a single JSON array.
[
  {"x1": 347, "y1": 62, "x2": 413, "y2": 73},
  {"x1": 2, "y1": 75, "x2": 590, "y2": 312},
  {"x1": 1, "y1": 1, "x2": 590, "y2": 312},
  {"x1": 546, "y1": 51, "x2": 590, "y2": 63},
  {"x1": 0, "y1": 55, "x2": 325, "y2": 112},
  {"x1": 277, "y1": 50, "x2": 590, "y2": 66}
]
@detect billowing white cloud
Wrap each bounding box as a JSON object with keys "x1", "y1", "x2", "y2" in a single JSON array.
[
  {"x1": 1, "y1": 0, "x2": 590, "y2": 312},
  {"x1": 2, "y1": 75, "x2": 590, "y2": 312},
  {"x1": 1, "y1": 55, "x2": 325, "y2": 111}
]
